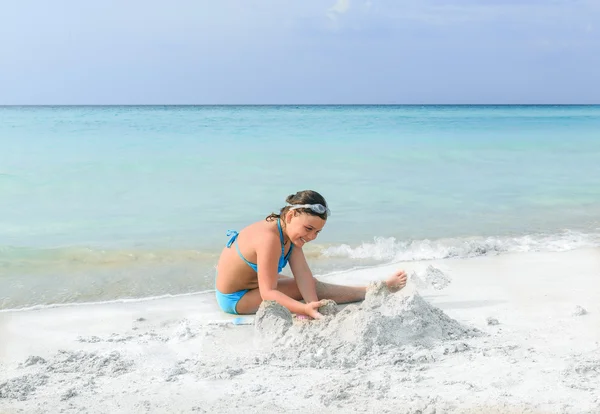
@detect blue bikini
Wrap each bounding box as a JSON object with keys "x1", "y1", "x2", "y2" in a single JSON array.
[{"x1": 215, "y1": 219, "x2": 293, "y2": 315}]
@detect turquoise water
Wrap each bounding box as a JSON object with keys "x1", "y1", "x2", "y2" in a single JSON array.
[{"x1": 2, "y1": 105, "x2": 600, "y2": 309}]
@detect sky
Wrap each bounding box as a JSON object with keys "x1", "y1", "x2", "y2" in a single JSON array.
[{"x1": 1, "y1": 0, "x2": 599, "y2": 104}]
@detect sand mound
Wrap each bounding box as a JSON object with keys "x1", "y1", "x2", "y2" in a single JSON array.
[
  {"x1": 411, "y1": 265, "x2": 452, "y2": 290},
  {"x1": 0, "y1": 350, "x2": 133, "y2": 402},
  {"x1": 255, "y1": 282, "x2": 477, "y2": 368},
  {"x1": 572, "y1": 305, "x2": 587, "y2": 316},
  {"x1": 0, "y1": 374, "x2": 49, "y2": 401},
  {"x1": 255, "y1": 300, "x2": 294, "y2": 336},
  {"x1": 46, "y1": 350, "x2": 133, "y2": 375}
]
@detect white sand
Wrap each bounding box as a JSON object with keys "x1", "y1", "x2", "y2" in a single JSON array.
[{"x1": 1, "y1": 248, "x2": 600, "y2": 413}]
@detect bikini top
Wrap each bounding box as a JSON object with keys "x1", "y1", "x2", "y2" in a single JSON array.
[{"x1": 225, "y1": 218, "x2": 293, "y2": 273}]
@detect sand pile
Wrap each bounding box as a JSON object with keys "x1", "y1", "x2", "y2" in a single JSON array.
[
  {"x1": 255, "y1": 282, "x2": 478, "y2": 368},
  {"x1": 0, "y1": 350, "x2": 133, "y2": 402},
  {"x1": 411, "y1": 265, "x2": 452, "y2": 290}
]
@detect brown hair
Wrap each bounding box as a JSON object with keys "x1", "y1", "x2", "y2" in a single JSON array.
[{"x1": 266, "y1": 190, "x2": 329, "y2": 222}]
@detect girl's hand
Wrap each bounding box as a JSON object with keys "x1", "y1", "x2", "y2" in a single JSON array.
[{"x1": 303, "y1": 301, "x2": 325, "y2": 320}]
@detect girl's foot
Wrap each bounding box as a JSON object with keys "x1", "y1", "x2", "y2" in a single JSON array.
[{"x1": 386, "y1": 270, "x2": 408, "y2": 292}]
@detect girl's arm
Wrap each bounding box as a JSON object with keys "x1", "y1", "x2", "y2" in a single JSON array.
[
  {"x1": 255, "y1": 234, "x2": 322, "y2": 318},
  {"x1": 288, "y1": 246, "x2": 319, "y2": 303}
]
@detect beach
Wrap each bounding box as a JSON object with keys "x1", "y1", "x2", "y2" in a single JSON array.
[
  {"x1": 3, "y1": 0, "x2": 600, "y2": 409},
  {"x1": 2, "y1": 247, "x2": 599, "y2": 413}
]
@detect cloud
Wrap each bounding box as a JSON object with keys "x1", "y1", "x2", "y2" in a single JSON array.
[
  {"x1": 330, "y1": 0, "x2": 350, "y2": 14},
  {"x1": 327, "y1": 0, "x2": 351, "y2": 23}
]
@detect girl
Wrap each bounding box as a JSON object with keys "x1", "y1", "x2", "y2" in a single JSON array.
[{"x1": 215, "y1": 190, "x2": 407, "y2": 319}]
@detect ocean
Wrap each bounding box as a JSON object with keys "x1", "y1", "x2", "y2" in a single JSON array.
[{"x1": 1, "y1": 105, "x2": 599, "y2": 310}]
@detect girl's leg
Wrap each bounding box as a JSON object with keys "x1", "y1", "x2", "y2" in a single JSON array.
[
  {"x1": 235, "y1": 271, "x2": 407, "y2": 315},
  {"x1": 235, "y1": 275, "x2": 305, "y2": 315}
]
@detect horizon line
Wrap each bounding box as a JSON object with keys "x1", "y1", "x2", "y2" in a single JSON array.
[{"x1": 1, "y1": 103, "x2": 600, "y2": 107}]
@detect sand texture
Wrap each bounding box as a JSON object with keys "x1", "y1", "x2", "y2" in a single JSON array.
[{"x1": 1, "y1": 248, "x2": 600, "y2": 413}]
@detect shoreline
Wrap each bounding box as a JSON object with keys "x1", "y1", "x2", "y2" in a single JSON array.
[{"x1": 3, "y1": 227, "x2": 599, "y2": 312}]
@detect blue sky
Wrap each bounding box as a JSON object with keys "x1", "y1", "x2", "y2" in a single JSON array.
[{"x1": 1, "y1": 0, "x2": 599, "y2": 104}]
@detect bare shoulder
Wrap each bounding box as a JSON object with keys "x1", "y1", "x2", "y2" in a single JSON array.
[{"x1": 241, "y1": 220, "x2": 280, "y2": 249}]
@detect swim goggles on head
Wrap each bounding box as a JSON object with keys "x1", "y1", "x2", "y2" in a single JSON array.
[{"x1": 287, "y1": 203, "x2": 331, "y2": 216}]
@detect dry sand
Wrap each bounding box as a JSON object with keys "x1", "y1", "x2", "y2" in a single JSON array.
[{"x1": 1, "y1": 248, "x2": 600, "y2": 413}]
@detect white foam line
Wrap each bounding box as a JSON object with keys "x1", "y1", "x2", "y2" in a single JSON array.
[
  {"x1": 1, "y1": 262, "x2": 397, "y2": 313},
  {"x1": 0, "y1": 289, "x2": 217, "y2": 313}
]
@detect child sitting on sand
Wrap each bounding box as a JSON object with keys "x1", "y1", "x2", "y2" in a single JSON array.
[{"x1": 215, "y1": 190, "x2": 408, "y2": 319}]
